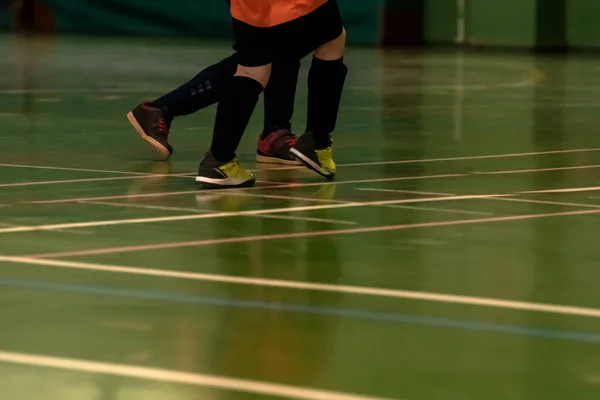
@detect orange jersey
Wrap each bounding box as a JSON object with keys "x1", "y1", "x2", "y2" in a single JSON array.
[{"x1": 231, "y1": 0, "x2": 328, "y2": 28}]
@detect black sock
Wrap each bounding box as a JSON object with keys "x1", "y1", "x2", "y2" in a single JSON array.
[
  {"x1": 262, "y1": 58, "x2": 300, "y2": 138},
  {"x1": 306, "y1": 56, "x2": 348, "y2": 148},
  {"x1": 151, "y1": 53, "x2": 238, "y2": 118},
  {"x1": 210, "y1": 76, "x2": 264, "y2": 163}
]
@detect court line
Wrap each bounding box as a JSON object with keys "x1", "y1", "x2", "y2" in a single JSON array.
[
  {"x1": 260, "y1": 148, "x2": 600, "y2": 170},
  {"x1": 492, "y1": 197, "x2": 600, "y2": 209},
  {"x1": 26, "y1": 208, "x2": 600, "y2": 259},
  {"x1": 0, "y1": 351, "x2": 390, "y2": 400},
  {"x1": 0, "y1": 222, "x2": 93, "y2": 236},
  {"x1": 384, "y1": 204, "x2": 493, "y2": 216},
  {"x1": 3, "y1": 248, "x2": 600, "y2": 318},
  {"x1": 16, "y1": 163, "x2": 600, "y2": 207},
  {"x1": 0, "y1": 194, "x2": 510, "y2": 234},
  {"x1": 79, "y1": 200, "x2": 216, "y2": 214},
  {"x1": 87, "y1": 190, "x2": 488, "y2": 219},
  {"x1": 473, "y1": 164, "x2": 600, "y2": 175},
  {"x1": 520, "y1": 186, "x2": 600, "y2": 194},
  {"x1": 20, "y1": 174, "x2": 462, "y2": 206},
  {"x1": 2, "y1": 147, "x2": 598, "y2": 178},
  {"x1": 223, "y1": 192, "x2": 493, "y2": 216},
  {"x1": 357, "y1": 188, "x2": 600, "y2": 210},
  {"x1": 0, "y1": 174, "x2": 188, "y2": 188},
  {"x1": 2, "y1": 277, "x2": 600, "y2": 344},
  {"x1": 0, "y1": 163, "x2": 160, "y2": 176},
  {"x1": 80, "y1": 200, "x2": 358, "y2": 226}
]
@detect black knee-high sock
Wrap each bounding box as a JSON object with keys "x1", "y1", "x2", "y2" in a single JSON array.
[
  {"x1": 262, "y1": 58, "x2": 300, "y2": 137},
  {"x1": 210, "y1": 76, "x2": 264, "y2": 163},
  {"x1": 306, "y1": 56, "x2": 348, "y2": 148},
  {"x1": 151, "y1": 53, "x2": 238, "y2": 118}
]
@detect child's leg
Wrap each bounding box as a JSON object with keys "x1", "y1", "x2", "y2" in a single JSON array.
[
  {"x1": 126, "y1": 54, "x2": 239, "y2": 161},
  {"x1": 195, "y1": 63, "x2": 271, "y2": 188},
  {"x1": 151, "y1": 54, "x2": 239, "y2": 119},
  {"x1": 262, "y1": 57, "x2": 300, "y2": 136},
  {"x1": 196, "y1": 15, "x2": 275, "y2": 189},
  {"x1": 256, "y1": 57, "x2": 302, "y2": 165},
  {"x1": 288, "y1": 1, "x2": 348, "y2": 179},
  {"x1": 306, "y1": 29, "x2": 348, "y2": 148},
  {"x1": 210, "y1": 64, "x2": 271, "y2": 163}
]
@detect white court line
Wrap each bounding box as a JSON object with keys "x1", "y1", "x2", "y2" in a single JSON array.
[
  {"x1": 81, "y1": 200, "x2": 358, "y2": 226},
  {"x1": 0, "y1": 174, "x2": 186, "y2": 188},
  {"x1": 79, "y1": 200, "x2": 215, "y2": 214},
  {"x1": 358, "y1": 188, "x2": 448, "y2": 196},
  {"x1": 22, "y1": 174, "x2": 463, "y2": 206},
  {"x1": 27, "y1": 208, "x2": 600, "y2": 259},
  {"x1": 493, "y1": 197, "x2": 600, "y2": 209},
  {"x1": 203, "y1": 191, "x2": 490, "y2": 216},
  {"x1": 520, "y1": 186, "x2": 600, "y2": 194},
  {"x1": 3, "y1": 147, "x2": 598, "y2": 177},
  {"x1": 474, "y1": 164, "x2": 600, "y2": 175},
  {"x1": 0, "y1": 351, "x2": 389, "y2": 400},
  {"x1": 21, "y1": 162, "x2": 600, "y2": 207},
  {"x1": 0, "y1": 163, "x2": 158, "y2": 176},
  {"x1": 259, "y1": 148, "x2": 600, "y2": 170},
  {"x1": 0, "y1": 194, "x2": 508, "y2": 234},
  {"x1": 357, "y1": 188, "x2": 600, "y2": 210},
  {"x1": 0, "y1": 222, "x2": 93, "y2": 236},
  {"x1": 384, "y1": 204, "x2": 493, "y2": 216},
  {"x1": 3, "y1": 248, "x2": 600, "y2": 318}
]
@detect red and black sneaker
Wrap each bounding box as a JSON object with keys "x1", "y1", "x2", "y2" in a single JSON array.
[
  {"x1": 256, "y1": 129, "x2": 301, "y2": 165},
  {"x1": 127, "y1": 102, "x2": 173, "y2": 161}
]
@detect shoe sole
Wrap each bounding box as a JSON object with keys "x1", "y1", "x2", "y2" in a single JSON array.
[
  {"x1": 256, "y1": 154, "x2": 301, "y2": 165},
  {"x1": 195, "y1": 176, "x2": 256, "y2": 189},
  {"x1": 127, "y1": 111, "x2": 172, "y2": 161},
  {"x1": 289, "y1": 148, "x2": 335, "y2": 180}
]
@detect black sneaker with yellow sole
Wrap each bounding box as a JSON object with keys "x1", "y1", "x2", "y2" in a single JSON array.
[
  {"x1": 195, "y1": 151, "x2": 255, "y2": 189},
  {"x1": 290, "y1": 131, "x2": 336, "y2": 179}
]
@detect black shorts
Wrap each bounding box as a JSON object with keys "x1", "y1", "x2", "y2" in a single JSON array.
[{"x1": 232, "y1": 0, "x2": 344, "y2": 67}]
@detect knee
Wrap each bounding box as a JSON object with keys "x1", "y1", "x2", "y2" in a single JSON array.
[
  {"x1": 235, "y1": 64, "x2": 272, "y2": 88},
  {"x1": 314, "y1": 28, "x2": 347, "y2": 61}
]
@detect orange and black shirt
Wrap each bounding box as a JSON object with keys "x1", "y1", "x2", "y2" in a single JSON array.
[{"x1": 230, "y1": 0, "x2": 328, "y2": 28}]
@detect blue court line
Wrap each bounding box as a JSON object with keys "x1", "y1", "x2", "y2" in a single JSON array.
[{"x1": 1, "y1": 277, "x2": 599, "y2": 344}]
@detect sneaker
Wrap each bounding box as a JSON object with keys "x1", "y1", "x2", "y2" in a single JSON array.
[
  {"x1": 127, "y1": 102, "x2": 173, "y2": 161},
  {"x1": 290, "y1": 132, "x2": 336, "y2": 179},
  {"x1": 256, "y1": 129, "x2": 301, "y2": 165},
  {"x1": 195, "y1": 151, "x2": 255, "y2": 189}
]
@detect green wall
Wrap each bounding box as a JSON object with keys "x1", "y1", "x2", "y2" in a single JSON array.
[
  {"x1": 5, "y1": 0, "x2": 600, "y2": 49},
  {"x1": 422, "y1": 0, "x2": 600, "y2": 50},
  {"x1": 0, "y1": 0, "x2": 384, "y2": 45},
  {"x1": 424, "y1": 0, "x2": 537, "y2": 47},
  {"x1": 424, "y1": 0, "x2": 457, "y2": 44},
  {"x1": 465, "y1": 0, "x2": 536, "y2": 47},
  {"x1": 568, "y1": 0, "x2": 600, "y2": 49}
]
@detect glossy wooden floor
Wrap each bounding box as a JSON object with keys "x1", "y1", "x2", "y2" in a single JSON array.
[{"x1": 1, "y1": 35, "x2": 600, "y2": 400}]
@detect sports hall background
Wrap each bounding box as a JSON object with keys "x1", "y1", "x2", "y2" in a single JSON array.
[{"x1": 3, "y1": 0, "x2": 600, "y2": 49}]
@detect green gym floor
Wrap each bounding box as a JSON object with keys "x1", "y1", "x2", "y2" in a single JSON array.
[{"x1": 1, "y1": 34, "x2": 600, "y2": 400}]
